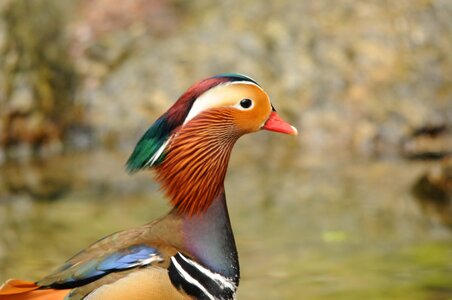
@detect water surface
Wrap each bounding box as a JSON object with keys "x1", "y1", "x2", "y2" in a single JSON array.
[{"x1": 0, "y1": 139, "x2": 451, "y2": 299}]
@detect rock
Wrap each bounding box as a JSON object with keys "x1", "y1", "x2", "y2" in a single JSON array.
[
  {"x1": 1, "y1": 0, "x2": 452, "y2": 158},
  {"x1": 0, "y1": 0, "x2": 79, "y2": 159},
  {"x1": 401, "y1": 124, "x2": 452, "y2": 160}
]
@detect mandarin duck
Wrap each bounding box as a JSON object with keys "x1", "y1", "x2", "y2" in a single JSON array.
[{"x1": 0, "y1": 74, "x2": 297, "y2": 300}]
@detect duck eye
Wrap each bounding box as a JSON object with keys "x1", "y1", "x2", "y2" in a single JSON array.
[{"x1": 240, "y1": 99, "x2": 253, "y2": 109}]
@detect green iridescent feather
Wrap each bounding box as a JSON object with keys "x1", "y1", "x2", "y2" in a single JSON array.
[{"x1": 126, "y1": 114, "x2": 172, "y2": 173}]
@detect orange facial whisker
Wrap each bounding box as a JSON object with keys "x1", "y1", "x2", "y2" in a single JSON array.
[{"x1": 155, "y1": 109, "x2": 240, "y2": 216}]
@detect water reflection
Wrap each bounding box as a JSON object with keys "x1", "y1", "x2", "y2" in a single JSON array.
[
  {"x1": 0, "y1": 141, "x2": 451, "y2": 299},
  {"x1": 412, "y1": 158, "x2": 452, "y2": 229}
]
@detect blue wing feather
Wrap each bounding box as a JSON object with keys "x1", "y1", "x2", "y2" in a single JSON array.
[
  {"x1": 38, "y1": 244, "x2": 161, "y2": 288},
  {"x1": 97, "y1": 245, "x2": 158, "y2": 270}
]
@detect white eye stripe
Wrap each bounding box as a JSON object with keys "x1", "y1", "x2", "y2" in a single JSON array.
[{"x1": 183, "y1": 81, "x2": 262, "y2": 125}]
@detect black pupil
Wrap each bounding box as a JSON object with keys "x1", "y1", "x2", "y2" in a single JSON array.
[{"x1": 240, "y1": 99, "x2": 252, "y2": 109}]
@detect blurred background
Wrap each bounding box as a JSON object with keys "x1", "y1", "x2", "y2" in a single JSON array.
[{"x1": 0, "y1": 0, "x2": 451, "y2": 299}]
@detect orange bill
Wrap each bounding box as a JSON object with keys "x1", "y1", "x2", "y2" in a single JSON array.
[{"x1": 262, "y1": 111, "x2": 297, "y2": 135}]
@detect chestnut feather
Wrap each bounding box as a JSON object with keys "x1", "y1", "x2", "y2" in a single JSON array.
[{"x1": 155, "y1": 108, "x2": 241, "y2": 216}]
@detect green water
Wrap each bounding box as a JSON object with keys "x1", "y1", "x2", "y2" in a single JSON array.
[{"x1": 0, "y1": 138, "x2": 451, "y2": 299}]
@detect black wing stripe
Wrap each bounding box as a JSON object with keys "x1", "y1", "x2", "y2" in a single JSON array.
[{"x1": 168, "y1": 253, "x2": 236, "y2": 300}]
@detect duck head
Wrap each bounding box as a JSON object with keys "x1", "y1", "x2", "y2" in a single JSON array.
[{"x1": 127, "y1": 73, "x2": 297, "y2": 215}]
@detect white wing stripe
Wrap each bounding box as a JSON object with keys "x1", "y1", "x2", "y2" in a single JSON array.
[
  {"x1": 170, "y1": 256, "x2": 216, "y2": 300},
  {"x1": 177, "y1": 253, "x2": 236, "y2": 291}
]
